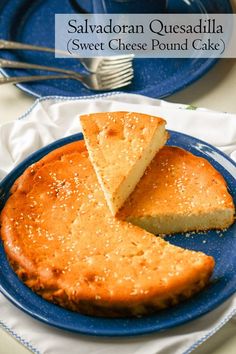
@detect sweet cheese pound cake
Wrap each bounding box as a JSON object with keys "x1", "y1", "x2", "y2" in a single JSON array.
[
  {"x1": 119, "y1": 146, "x2": 235, "y2": 235},
  {"x1": 0, "y1": 141, "x2": 214, "y2": 317},
  {"x1": 80, "y1": 111, "x2": 168, "y2": 215}
]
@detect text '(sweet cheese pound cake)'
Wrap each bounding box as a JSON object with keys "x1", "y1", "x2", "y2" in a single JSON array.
[
  {"x1": 0, "y1": 141, "x2": 214, "y2": 317},
  {"x1": 80, "y1": 111, "x2": 168, "y2": 215},
  {"x1": 119, "y1": 146, "x2": 235, "y2": 235}
]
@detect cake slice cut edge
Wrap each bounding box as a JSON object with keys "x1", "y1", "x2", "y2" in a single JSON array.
[{"x1": 80, "y1": 111, "x2": 168, "y2": 215}]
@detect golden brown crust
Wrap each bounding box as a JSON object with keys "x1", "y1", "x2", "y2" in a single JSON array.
[
  {"x1": 1, "y1": 141, "x2": 215, "y2": 317},
  {"x1": 119, "y1": 146, "x2": 235, "y2": 233}
]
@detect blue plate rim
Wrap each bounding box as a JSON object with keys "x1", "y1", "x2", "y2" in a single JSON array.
[{"x1": 0, "y1": 130, "x2": 235, "y2": 336}]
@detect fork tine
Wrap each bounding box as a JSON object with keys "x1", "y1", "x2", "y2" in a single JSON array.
[
  {"x1": 99, "y1": 66, "x2": 133, "y2": 79},
  {"x1": 99, "y1": 61, "x2": 133, "y2": 72},
  {"x1": 102, "y1": 54, "x2": 134, "y2": 62},
  {"x1": 102, "y1": 58, "x2": 134, "y2": 67},
  {"x1": 101, "y1": 71, "x2": 134, "y2": 85},
  {"x1": 100, "y1": 62, "x2": 133, "y2": 73},
  {"x1": 101, "y1": 76, "x2": 133, "y2": 89},
  {"x1": 100, "y1": 66, "x2": 133, "y2": 78},
  {"x1": 101, "y1": 72, "x2": 134, "y2": 88},
  {"x1": 100, "y1": 69, "x2": 134, "y2": 84},
  {"x1": 103, "y1": 56, "x2": 133, "y2": 64}
]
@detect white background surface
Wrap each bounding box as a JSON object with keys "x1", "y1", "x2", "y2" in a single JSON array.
[{"x1": 0, "y1": 3, "x2": 236, "y2": 352}]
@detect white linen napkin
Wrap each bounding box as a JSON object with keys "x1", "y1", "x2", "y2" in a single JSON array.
[{"x1": 0, "y1": 93, "x2": 236, "y2": 354}]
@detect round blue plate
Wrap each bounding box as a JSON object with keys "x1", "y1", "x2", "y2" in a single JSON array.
[
  {"x1": 0, "y1": 0, "x2": 233, "y2": 98},
  {"x1": 0, "y1": 131, "x2": 236, "y2": 336}
]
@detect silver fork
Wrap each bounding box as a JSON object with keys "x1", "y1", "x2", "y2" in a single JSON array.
[
  {"x1": 0, "y1": 67, "x2": 134, "y2": 91},
  {"x1": 0, "y1": 40, "x2": 134, "y2": 73},
  {"x1": 0, "y1": 58, "x2": 132, "y2": 75}
]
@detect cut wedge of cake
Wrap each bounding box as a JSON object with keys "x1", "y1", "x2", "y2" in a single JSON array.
[
  {"x1": 1, "y1": 141, "x2": 214, "y2": 317},
  {"x1": 119, "y1": 146, "x2": 235, "y2": 235},
  {"x1": 80, "y1": 111, "x2": 168, "y2": 215}
]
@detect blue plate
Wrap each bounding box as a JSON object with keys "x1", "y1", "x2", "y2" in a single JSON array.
[
  {"x1": 0, "y1": 0, "x2": 232, "y2": 98},
  {"x1": 0, "y1": 131, "x2": 236, "y2": 336}
]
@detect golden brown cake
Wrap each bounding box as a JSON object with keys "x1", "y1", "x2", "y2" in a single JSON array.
[
  {"x1": 119, "y1": 146, "x2": 235, "y2": 235},
  {"x1": 0, "y1": 141, "x2": 214, "y2": 317},
  {"x1": 80, "y1": 111, "x2": 168, "y2": 215}
]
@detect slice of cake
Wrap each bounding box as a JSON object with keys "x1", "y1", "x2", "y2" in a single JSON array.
[
  {"x1": 80, "y1": 111, "x2": 168, "y2": 215},
  {"x1": 119, "y1": 146, "x2": 235, "y2": 235},
  {"x1": 0, "y1": 141, "x2": 214, "y2": 317}
]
